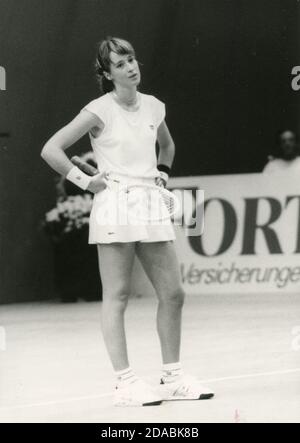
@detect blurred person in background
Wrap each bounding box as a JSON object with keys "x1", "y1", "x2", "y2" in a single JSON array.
[{"x1": 263, "y1": 130, "x2": 300, "y2": 174}]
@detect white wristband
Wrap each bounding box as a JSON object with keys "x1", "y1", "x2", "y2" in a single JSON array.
[
  {"x1": 159, "y1": 171, "x2": 169, "y2": 183},
  {"x1": 66, "y1": 166, "x2": 92, "y2": 191}
]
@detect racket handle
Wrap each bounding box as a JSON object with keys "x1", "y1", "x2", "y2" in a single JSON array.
[{"x1": 71, "y1": 155, "x2": 99, "y2": 176}]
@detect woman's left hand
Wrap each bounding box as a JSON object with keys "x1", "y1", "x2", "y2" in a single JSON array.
[
  {"x1": 155, "y1": 176, "x2": 167, "y2": 188},
  {"x1": 155, "y1": 171, "x2": 169, "y2": 188}
]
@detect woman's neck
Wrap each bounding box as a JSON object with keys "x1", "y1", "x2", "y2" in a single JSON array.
[{"x1": 113, "y1": 86, "x2": 138, "y2": 106}]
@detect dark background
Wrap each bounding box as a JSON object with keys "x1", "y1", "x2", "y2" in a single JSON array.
[{"x1": 0, "y1": 0, "x2": 300, "y2": 303}]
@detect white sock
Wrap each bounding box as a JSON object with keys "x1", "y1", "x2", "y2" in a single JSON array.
[
  {"x1": 115, "y1": 367, "x2": 139, "y2": 387},
  {"x1": 161, "y1": 362, "x2": 184, "y2": 384}
]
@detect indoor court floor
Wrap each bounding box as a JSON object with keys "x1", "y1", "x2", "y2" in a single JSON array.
[{"x1": 0, "y1": 293, "x2": 299, "y2": 423}]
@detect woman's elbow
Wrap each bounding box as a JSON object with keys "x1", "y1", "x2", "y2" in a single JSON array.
[
  {"x1": 41, "y1": 143, "x2": 54, "y2": 162},
  {"x1": 40, "y1": 142, "x2": 60, "y2": 161},
  {"x1": 40, "y1": 144, "x2": 57, "y2": 165},
  {"x1": 40, "y1": 144, "x2": 49, "y2": 160}
]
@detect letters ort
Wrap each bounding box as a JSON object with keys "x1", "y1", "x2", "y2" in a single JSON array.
[{"x1": 188, "y1": 196, "x2": 300, "y2": 256}]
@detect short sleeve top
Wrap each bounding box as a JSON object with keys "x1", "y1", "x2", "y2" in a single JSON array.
[{"x1": 81, "y1": 91, "x2": 166, "y2": 178}]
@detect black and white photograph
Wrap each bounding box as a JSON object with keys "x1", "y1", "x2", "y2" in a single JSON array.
[{"x1": 0, "y1": 0, "x2": 300, "y2": 425}]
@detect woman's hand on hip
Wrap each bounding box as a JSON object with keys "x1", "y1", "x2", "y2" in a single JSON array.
[
  {"x1": 87, "y1": 171, "x2": 109, "y2": 194},
  {"x1": 155, "y1": 172, "x2": 168, "y2": 188}
]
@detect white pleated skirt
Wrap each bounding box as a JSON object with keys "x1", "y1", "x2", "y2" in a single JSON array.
[{"x1": 88, "y1": 173, "x2": 176, "y2": 244}]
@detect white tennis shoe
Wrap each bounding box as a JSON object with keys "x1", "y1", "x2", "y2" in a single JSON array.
[
  {"x1": 160, "y1": 375, "x2": 215, "y2": 401},
  {"x1": 113, "y1": 379, "x2": 163, "y2": 407}
]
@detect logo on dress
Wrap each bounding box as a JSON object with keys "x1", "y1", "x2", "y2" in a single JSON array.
[{"x1": 149, "y1": 124, "x2": 155, "y2": 130}]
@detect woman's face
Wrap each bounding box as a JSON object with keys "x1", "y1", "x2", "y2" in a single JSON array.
[{"x1": 107, "y1": 52, "x2": 141, "y2": 89}]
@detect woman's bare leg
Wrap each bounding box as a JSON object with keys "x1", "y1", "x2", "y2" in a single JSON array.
[
  {"x1": 136, "y1": 241, "x2": 185, "y2": 364},
  {"x1": 97, "y1": 242, "x2": 136, "y2": 371}
]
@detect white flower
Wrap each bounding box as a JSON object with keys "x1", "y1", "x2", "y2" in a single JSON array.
[
  {"x1": 46, "y1": 208, "x2": 59, "y2": 222},
  {"x1": 44, "y1": 192, "x2": 93, "y2": 239}
]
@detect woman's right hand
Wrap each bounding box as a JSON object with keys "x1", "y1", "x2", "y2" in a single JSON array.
[{"x1": 87, "y1": 171, "x2": 109, "y2": 194}]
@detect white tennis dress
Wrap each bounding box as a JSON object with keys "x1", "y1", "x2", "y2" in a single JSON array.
[{"x1": 81, "y1": 91, "x2": 176, "y2": 244}]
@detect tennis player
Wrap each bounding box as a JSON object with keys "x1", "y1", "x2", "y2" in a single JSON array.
[{"x1": 41, "y1": 36, "x2": 214, "y2": 407}]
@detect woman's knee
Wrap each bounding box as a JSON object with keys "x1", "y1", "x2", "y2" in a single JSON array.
[
  {"x1": 160, "y1": 286, "x2": 185, "y2": 307},
  {"x1": 103, "y1": 286, "x2": 131, "y2": 310}
]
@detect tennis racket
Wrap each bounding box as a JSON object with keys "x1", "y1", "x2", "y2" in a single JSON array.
[{"x1": 104, "y1": 178, "x2": 180, "y2": 223}]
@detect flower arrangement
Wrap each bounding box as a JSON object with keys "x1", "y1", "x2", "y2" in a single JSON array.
[
  {"x1": 42, "y1": 151, "x2": 97, "y2": 242},
  {"x1": 43, "y1": 194, "x2": 93, "y2": 242},
  {"x1": 41, "y1": 151, "x2": 102, "y2": 302}
]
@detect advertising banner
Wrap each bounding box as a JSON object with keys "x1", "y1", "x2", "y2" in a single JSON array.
[{"x1": 168, "y1": 173, "x2": 300, "y2": 294}]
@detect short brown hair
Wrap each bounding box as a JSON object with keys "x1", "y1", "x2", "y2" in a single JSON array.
[{"x1": 95, "y1": 36, "x2": 136, "y2": 94}]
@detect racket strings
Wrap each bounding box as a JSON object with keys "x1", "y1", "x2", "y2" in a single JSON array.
[
  {"x1": 160, "y1": 189, "x2": 175, "y2": 213},
  {"x1": 105, "y1": 178, "x2": 179, "y2": 222},
  {"x1": 127, "y1": 185, "x2": 176, "y2": 222}
]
